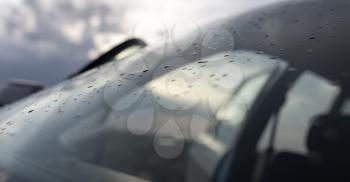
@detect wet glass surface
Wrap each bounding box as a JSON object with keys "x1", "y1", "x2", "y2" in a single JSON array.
[
  {"x1": 0, "y1": 0, "x2": 349, "y2": 181},
  {"x1": 0, "y1": 49, "x2": 283, "y2": 181}
]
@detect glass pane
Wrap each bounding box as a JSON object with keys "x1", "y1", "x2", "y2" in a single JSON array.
[
  {"x1": 340, "y1": 99, "x2": 350, "y2": 116},
  {"x1": 0, "y1": 49, "x2": 285, "y2": 182},
  {"x1": 186, "y1": 51, "x2": 286, "y2": 182},
  {"x1": 216, "y1": 71, "x2": 272, "y2": 146},
  {"x1": 271, "y1": 72, "x2": 339, "y2": 154}
]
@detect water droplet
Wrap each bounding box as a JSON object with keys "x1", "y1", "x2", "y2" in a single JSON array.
[
  {"x1": 153, "y1": 120, "x2": 184, "y2": 159},
  {"x1": 210, "y1": 63, "x2": 243, "y2": 90},
  {"x1": 288, "y1": 67, "x2": 298, "y2": 72},
  {"x1": 306, "y1": 49, "x2": 313, "y2": 53},
  {"x1": 127, "y1": 109, "x2": 154, "y2": 135},
  {"x1": 190, "y1": 115, "x2": 211, "y2": 142},
  {"x1": 197, "y1": 61, "x2": 208, "y2": 64}
]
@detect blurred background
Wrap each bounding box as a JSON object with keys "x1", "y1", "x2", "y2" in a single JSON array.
[{"x1": 0, "y1": 0, "x2": 285, "y2": 86}]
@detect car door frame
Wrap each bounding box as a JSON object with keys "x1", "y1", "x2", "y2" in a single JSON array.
[{"x1": 213, "y1": 63, "x2": 294, "y2": 182}]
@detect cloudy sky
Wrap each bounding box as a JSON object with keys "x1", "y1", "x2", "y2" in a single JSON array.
[{"x1": 0, "y1": 0, "x2": 287, "y2": 85}]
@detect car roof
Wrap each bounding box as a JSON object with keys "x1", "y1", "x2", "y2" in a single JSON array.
[{"x1": 227, "y1": 0, "x2": 350, "y2": 81}]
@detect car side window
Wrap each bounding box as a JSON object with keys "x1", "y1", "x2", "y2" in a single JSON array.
[
  {"x1": 215, "y1": 70, "x2": 275, "y2": 147},
  {"x1": 259, "y1": 72, "x2": 340, "y2": 154},
  {"x1": 340, "y1": 99, "x2": 350, "y2": 116}
]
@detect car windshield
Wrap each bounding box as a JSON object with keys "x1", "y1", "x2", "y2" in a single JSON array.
[{"x1": 0, "y1": 49, "x2": 284, "y2": 182}]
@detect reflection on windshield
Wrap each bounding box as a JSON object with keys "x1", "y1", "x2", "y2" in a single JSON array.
[
  {"x1": 0, "y1": 50, "x2": 284, "y2": 182},
  {"x1": 341, "y1": 99, "x2": 350, "y2": 116},
  {"x1": 216, "y1": 70, "x2": 273, "y2": 146},
  {"x1": 269, "y1": 72, "x2": 339, "y2": 154}
]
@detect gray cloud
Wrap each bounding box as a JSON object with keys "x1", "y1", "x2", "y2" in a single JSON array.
[{"x1": 0, "y1": 0, "x2": 287, "y2": 85}]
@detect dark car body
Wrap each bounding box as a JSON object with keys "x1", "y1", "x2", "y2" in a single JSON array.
[
  {"x1": 0, "y1": 80, "x2": 45, "y2": 107},
  {"x1": 0, "y1": 0, "x2": 349, "y2": 182}
]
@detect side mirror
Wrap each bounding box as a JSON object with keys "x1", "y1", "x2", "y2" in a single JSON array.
[{"x1": 0, "y1": 79, "x2": 45, "y2": 107}]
